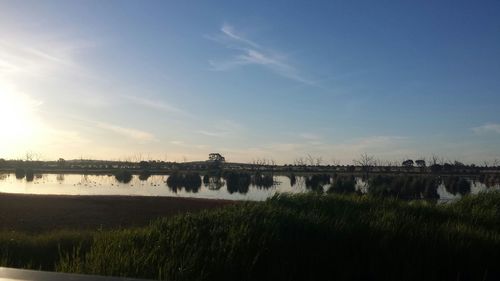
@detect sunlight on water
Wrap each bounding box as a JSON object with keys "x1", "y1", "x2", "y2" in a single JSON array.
[
  {"x1": 0, "y1": 173, "x2": 305, "y2": 201},
  {"x1": 0, "y1": 173, "x2": 498, "y2": 201}
]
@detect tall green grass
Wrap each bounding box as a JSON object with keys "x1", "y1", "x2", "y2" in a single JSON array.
[{"x1": 2, "y1": 193, "x2": 500, "y2": 281}]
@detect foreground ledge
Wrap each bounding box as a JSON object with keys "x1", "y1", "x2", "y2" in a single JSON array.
[{"x1": 0, "y1": 267, "x2": 150, "y2": 281}]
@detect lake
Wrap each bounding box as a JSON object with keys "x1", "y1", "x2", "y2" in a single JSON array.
[{"x1": 0, "y1": 173, "x2": 498, "y2": 201}]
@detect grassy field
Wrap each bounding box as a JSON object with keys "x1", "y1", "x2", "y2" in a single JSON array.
[{"x1": 1, "y1": 192, "x2": 500, "y2": 281}]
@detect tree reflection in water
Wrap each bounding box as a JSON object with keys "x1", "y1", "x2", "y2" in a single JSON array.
[
  {"x1": 305, "y1": 174, "x2": 330, "y2": 193},
  {"x1": 139, "y1": 170, "x2": 152, "y2": 181},
  {"x1": 56, "y1": 174, "x2": 65, "y2": 182},
  {"x1": 288, "y1": 174, "x2": 297, "y2": 187},
  {"x1": 251, "y1": 172, "x2": 274, "y2": 189},
  {"x1": 166, "y1": 172, "x2": 202, "y2": 193},
  {"x1": 203, "y1": 175, "x2": 225, "y2": 190},
  {"x1": 224, "y1": 172, "x2": 251, "y2": 194},
  {"x1": 443, "y1": 176, "x2": 471, "y2": 196}
]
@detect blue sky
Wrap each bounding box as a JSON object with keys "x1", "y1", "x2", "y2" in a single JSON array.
[{"x1": 0, "y1": 0, "x2": 499, "y2": 164}]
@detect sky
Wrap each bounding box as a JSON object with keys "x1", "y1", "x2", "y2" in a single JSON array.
[{"x1": 0, "y1": 0, "x2": 499, "y2": 164}]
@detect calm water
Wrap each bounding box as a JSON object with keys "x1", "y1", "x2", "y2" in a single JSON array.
[
  {"x1": 0, "y1": 173, "x2": 498, "y2": 201},
  {"x1": 0, "y1": 173, "x2": 306, "y2": 201}
]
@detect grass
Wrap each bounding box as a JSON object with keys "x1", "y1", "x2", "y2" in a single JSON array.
[{"x1": 1, "y1": 192, "x2": 500, "y2": 281}]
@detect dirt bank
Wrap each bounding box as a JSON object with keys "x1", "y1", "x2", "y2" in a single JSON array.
[{"x1": 0, "y1": 193, "x2": 234, "y2": 233}]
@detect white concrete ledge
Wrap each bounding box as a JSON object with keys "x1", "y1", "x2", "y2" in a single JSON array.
[{"x1": 0, "y1": 267, "x2": 151, "y2": 281}]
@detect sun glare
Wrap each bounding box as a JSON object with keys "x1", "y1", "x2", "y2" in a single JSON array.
[{"x1": 0, "y1": 88, "x2": 41, "y2": 157}]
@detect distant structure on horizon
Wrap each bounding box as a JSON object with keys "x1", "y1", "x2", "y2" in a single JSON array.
[{"x1": 208, "y1": 153, "x2": 225, "y2": 162}]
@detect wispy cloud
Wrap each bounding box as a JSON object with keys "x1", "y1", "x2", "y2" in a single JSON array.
[
  {"x1": 195, "y1": 119, "x2": 244, "y2": 138},
  {"x1": 299, "y1": 133, "x2": 322, "y2": 141},
  {"x1": 0, "y1": 36, "x2": 93, "y2": 79},
  {"x1": 220, "y1": 23, "x2": 260, "y2": 49},
  {"x1": 298, "y1": 132, "x2": 323, "y2": 145},
  {"x1": 472, "y1": 123, "x2": 500, "y2": 134},
  {"x1": 208, "y1": 24, "x2": 316, "y2": 85},
  {"x1": 196, "y1": 130, "x2": 229, "y2": 137},
  {"x1": 124, "y1": 95, "x2": 185, "y2": 114},
  {"x1": 0, "y1": 33, "x2": 109, "y2": 110},
  {"x1": 97, "y1": 122, "x2": 157, "y2": 142}
]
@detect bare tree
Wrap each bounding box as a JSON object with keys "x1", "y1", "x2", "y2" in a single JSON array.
[
  {"x1": 330, "y1": 158, "x2": 340, "y2": 166},
  {"x1": 25, "y1": 151, "x2": 34, "y2": 162},
  {"x1": 385, "y1": 160, "x2": 397, "y2": 167},
  {"x1": 25, "y1": 151, "x2": 41, "y2": 161},
  {"x1": 353, "y1": 153, "x2": 376, "y2": 176},
  {"x1": 294, "y1": 157, "x2": 306, "y2": 166},
  {"x1": 306, "y1": 154, "x2": 315, "y2": 166},
  {"x1": 429, "y1": 154, "x2": 444, "y2": 166},
  {"x1": 315, "y1": 156, "x2": 323, "y2": 166},
  {"x1": 304, "y1": 154, "x2": 323, "y2": 166}
]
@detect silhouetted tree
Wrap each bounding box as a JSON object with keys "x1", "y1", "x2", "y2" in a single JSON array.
[
  {"x1": 402, "y1": 159, "x2": 414, "y2": 171},
  {"x1": 430, "y1": 164, "x2": 442, "y2": 173},
  {"x1": 402, "y1": 159, "x2": 414, "y2": 167},
  {"x1": 354, "y1": 153, "x2": 376, "y2": 177},
  {"x1": 443, "y1": 163, "x2": 454, "y2": 173},
  {"x1": 139, "y1": 161, "x2": 150, "y2": 170},
  {"x1": 415, "y1": 159, "x2": 426, "y2": 168}
]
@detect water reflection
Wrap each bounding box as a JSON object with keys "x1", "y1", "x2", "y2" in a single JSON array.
[
  {"x1": 475, "y1": 174, "x2": 500, "y2": 188},
  {"x1": 203, "y1": 175, "x2": 225, "y2": 190},
  {"x1": 15, "y1": 168, "x2": 25, "y2": 179},
  {"x1": 25, "y1": 169, "x2": 35, "y2": 182},
  {"x1": 251, "y1": 173, "x2": 275, "y2": 189},
  {"x1": 115, "y1": 170, "x2": 133, "y2": 183},
  {"x1": 139, "y1": 170, "x2": 151, "y2": 181},
  {"x1": 328, "y1": 175, "x2": 356, "y2": 194},
  {"x1": 305, "y1": 174, "x2": 330, "y2": 193},
  {"x1": 166, "y1": 172, "x2": 202, "y2": 193},
  {"x1": 367, "y1": 175, "x2": 440, "y2": 199},
  {"x1": 224, "y1": 172, "x2": 251, "y2": 194},
  {"x1": 56, "y1": 174, "x2": 65, "y2": 182},
  {"x1": 288, "y1": 174, "x2": 297, "y2": 187},
  {"x1": 0, "y1": 172, "x2": 499, "y2": 201},
  {"x1": 443, "y1": 177, "x2": 471, "y2": 196}
]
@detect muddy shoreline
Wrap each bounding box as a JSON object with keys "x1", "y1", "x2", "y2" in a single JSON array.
[{"x1": 0, "y1": 193, "x2": 234, "y2": 233}]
